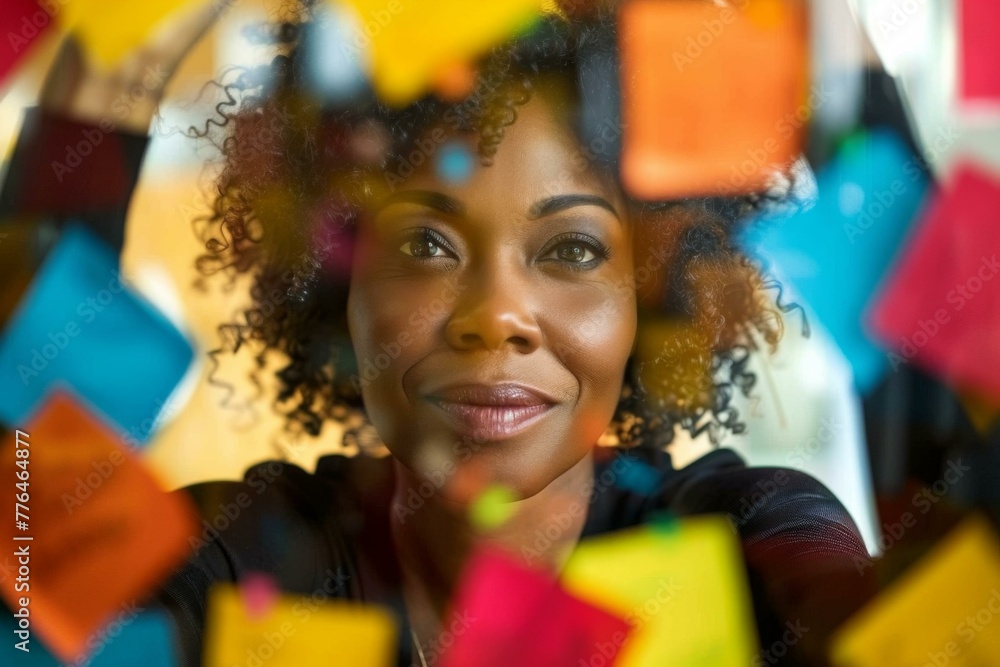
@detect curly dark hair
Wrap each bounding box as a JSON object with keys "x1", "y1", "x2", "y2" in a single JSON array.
[{"x1": 190, "y1": 3, "x2": 792, "y2": 455}]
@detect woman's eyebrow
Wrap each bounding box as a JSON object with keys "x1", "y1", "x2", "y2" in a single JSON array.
[
  {"x1": 375, "y1": 190, "x2": 466, "y2": 216},
  {"x1": 527, "y1": 194, "x2": 621, "y2": 222}
]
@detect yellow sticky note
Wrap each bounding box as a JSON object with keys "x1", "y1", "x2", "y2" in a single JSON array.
[
  {"x1": 204, "y1": 583, "x2": 398, "y2": 667},
  {"x1": 469, "y1": 484, "x2": 518, "y2": 529},
  {"x1": 831, "y1": 516, "x2": 1000, "y2": 667},
  {"x1": 561, "y1": 516, "x2": 759, "y2": 666},
  {"x1": 337, "y1": 0, "x2": 545, "y2": 105},
  {"x1": 59, "y1": 0, "x2": 199, "y2": 67}
]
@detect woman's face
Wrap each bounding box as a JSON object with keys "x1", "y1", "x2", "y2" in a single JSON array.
[{"x1": 347, "y1": 95, "x2": 637, "y2": 498}]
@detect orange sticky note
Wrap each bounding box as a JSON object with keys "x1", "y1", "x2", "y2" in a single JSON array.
[
  {"x1": 831, "y1": 516, "x2": 1000, "y2": 667},
  {"x1": 0, "y1": 390, "x2": 198, "y2": 662},
  {"x1": 204, "y1": 583, "x2": 398, "y2": 666},
  {"x1": 619, "y1": 0, "x2": 809, "y2": 199}
]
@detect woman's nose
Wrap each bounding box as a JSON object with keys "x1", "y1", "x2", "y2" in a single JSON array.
[{"x1": 443, "y1": 266, "x2": 543, "y2": 354}]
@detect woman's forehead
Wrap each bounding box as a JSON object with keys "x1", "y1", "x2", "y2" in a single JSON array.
[{"x1": 392, "y1": 96, "x2": 626, "y2": 219}]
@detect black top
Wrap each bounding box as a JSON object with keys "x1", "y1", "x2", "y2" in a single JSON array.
[{"x1": 149, "y1": 446, "x2": 874, "y2": 666}]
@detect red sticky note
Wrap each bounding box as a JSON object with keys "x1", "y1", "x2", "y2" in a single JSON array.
[
  {"x1": 0, "y1": 390, "x2": 198, "y2": 662},
  {"x1": 0, "y1": 0, "x2": 51, "y2": 86},
  {"x1": 959, "y1": 0, "x2": 1000, "y2": 103},
  {"x1": 619, "y1": 0, "x2": 809, "y2": 199},
  {"x1": 868, "y1": 162, "x2": 1000, "y2": 398},
  {"x1": 438, "y1": 547, "x2": 632, "y2": 667}
]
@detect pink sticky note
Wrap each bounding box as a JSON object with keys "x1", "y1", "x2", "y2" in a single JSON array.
[
  {"x1": 240, "y1": 572, "x2": 281, "y2": 620},
  {"x1": 959, "y1": 0, "x2": 1000, "y2": 103},
  {"x1": 868, "y1": 162, "x2": 1000, "y2": 397},
  {"x1": 437, "y1": 547, "x2": 632, "y2": 667},
  {"x1": 1, "y1": 0, "x2": 51, "y2": 85}
]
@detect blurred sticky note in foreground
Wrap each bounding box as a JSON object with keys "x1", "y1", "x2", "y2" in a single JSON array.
[
  {"x1": 0, "y1": 222, "x2": 193, "y2": 445},
  {"x1": 204, "y1": 583, "x2": 397, "y2": 667},
  {"x1": 439, "y1": 547, "x2": 631, "y2": 666},
  {"x1": 0, "y1": 609, "x2": 177, "y2": 666},
  {"x1": 742, "y1": 130, "x2": 929, "y2": 393},
  {"x1": 619, "y1": 0, "x2": 809, "y2": 199},
  {"x1": 337, "y1": 0, "x2": 544, "y2": 105},
  {"x1": 0, "y1": 391, "x2": 198, "y2": 662},
  {"x1": 868, "y1": 162, "x2": 1000, "y2": 398},
  {"x1": 831, "y1": 515, "x2": 1000, "y2": 667},
  {"x1": 561, "y1": 516, "x2": 758, "y2": 666},
  {"x1": 958, "y1": 0, "x2": 1000, "y2": 104},
  {"x1": 58, "y1": 0, "x2": 195, "y2": 67},
  {"x1": 1, "y1": 0, "x2": 52, "y2": 85}
]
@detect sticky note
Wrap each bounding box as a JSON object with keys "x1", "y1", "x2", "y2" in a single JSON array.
[
  {"x1": 58, "y1": 0, "x2": 198, "y2": 68},
  {"x1": 868, "y1": 162, "x2": 1000, "y2": 398},
  {"x1": 0, "y1": 391, "x2": 198, "y2": 662},
  {"x1": 618, "y1": 0, "x2": 809, "y2": 199},
  {"x1": 204, "y1": 583, "x2": 397, "y2": 667},
  {"x1": 438, "y1": 547, "x2": 632, "y2": 667},
  {"x1": 337, "y1": 0, "x2": 545, "y2": 105},
  {"x1": 561, "y1": 516, "x2": 759, "y2": 666},
  {"x1": 0, "y1": 222, "x2": 194, "y2": 445},
  {"x1": 741, "y1": 130, "x2": 930, "y2": 393},
  {"x1": 1, "y1": 0, "x2": 52, "y2": 86},
  {"x1": 435, "y1": 141, "x2": 475, "y2": 184},
  {"x1": 469, "y1": 484, "x2": 518, "y2": 530},
  {"x1": 957, "y1": 387, "x2": 1000, "y2": 435},
  {"x1": 0, "y1": 608, "x2": 176, "y2": 666},
  {"x1": 0, "y1": 217, "x2": 55, "y2": 330},
  {"x1": 958, "y1": 0, "x2": 1000, "y2": 103},
  {"x1": 831, "y1": 516, "x2": 1000, "y2": 667}
]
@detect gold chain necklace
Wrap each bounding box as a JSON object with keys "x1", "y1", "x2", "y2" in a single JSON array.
[{"x1": 410, "y1": 626, "x2": 429, "y2": 667}]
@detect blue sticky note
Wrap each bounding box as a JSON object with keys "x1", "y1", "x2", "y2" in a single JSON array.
[
  {"x1": 740, "y1": 129, "x2": 930, "y2": 392},
  {"x1": 614, "y1": 458, "x2": 661, "y2": 495},
  {"x1": 436, "y1": 141, "x2": 474, "y2": 184},
  {"x1": 0, "y1": 222, "x2": 194, "y2": 444},
  {"x1": 0, "y1": 607, "x2": 177, "y2": 666}
]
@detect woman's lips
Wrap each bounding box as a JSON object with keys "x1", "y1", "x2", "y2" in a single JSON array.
[{"x1": 423, "y1": 383, "x2": 557, "y2": 440}]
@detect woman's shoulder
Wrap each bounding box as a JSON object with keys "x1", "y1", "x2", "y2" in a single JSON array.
[{"x1": 588, "y1": 445, "x2": 869, "y2": 560}]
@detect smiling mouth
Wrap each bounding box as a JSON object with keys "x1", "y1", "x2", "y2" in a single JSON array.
[{"x1": 423, "y1": 383, "x2": 557, "y2": 441}]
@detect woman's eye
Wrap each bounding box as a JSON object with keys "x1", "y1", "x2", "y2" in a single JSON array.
[
  {"x1": 398, "y1": 231, "x2": 450, "y2": 258},
  {"x1": 552, "y1": 242, "x2": 597, "y2": 263},
  {"x1": 541, "y1": 235, "x2": 609, "y2": 267}
]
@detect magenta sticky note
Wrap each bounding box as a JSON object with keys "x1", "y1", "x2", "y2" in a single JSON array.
[
  {"x1": 959, "y1": 0, "x2": 1000, "y2": 103},
  {"x1": 868, "y1": 162, "x2": 1000, "y2": 397},
  {"x1": 437, "y1": 547, "x2": 632, "y2": 667}
]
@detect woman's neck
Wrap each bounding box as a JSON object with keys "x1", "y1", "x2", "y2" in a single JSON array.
[{"x1": 389, "y1": 450, "x2": 596, "y2": 621}]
